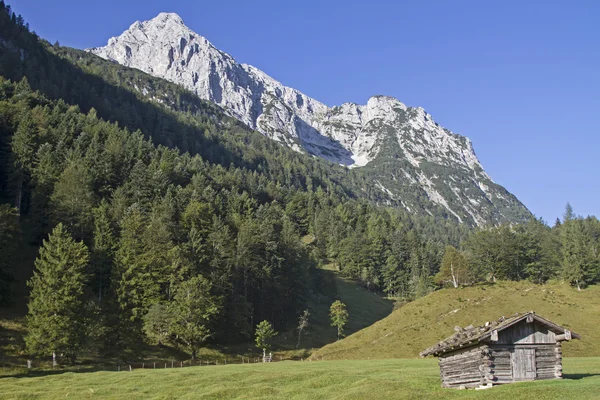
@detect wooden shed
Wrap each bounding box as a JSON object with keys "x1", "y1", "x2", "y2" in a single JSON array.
[{"x1": 420, "y1": 312, "x2": 580, "y2": 389}]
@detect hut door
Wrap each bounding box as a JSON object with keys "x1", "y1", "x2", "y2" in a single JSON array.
[{"x1": 511, "y1": 349, "x2": 536, "y2": 380}]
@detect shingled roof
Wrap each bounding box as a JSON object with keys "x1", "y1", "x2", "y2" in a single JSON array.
[{"x1": 420, "y1": 311, "x2": 580, "y2": 357}]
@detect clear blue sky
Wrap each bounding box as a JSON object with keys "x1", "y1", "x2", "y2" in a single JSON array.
[{"x1": 11, "y1": 0, "x2": 600, "y2": 223}]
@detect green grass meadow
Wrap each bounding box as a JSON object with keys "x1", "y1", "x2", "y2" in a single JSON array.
[
  {"x1": 1, "y1": 358, "x2": 598, "y2": 399},
  {"x1": 312, "y1": 281, "x2": 600, "y2": 360}
]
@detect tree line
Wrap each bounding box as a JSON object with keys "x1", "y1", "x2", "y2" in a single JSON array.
[
  {"x1": 0, "y1": 77, "x2": 443, "y2": 364},
  {"x1": 435, "y1": 205, "x2": 600, "y2": 290}
]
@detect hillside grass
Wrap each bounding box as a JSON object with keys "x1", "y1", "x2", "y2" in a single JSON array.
[
  {"x1": 0, "y1": 358, "x2": 598, "y2": 399},
  {"x1": 311, "y1": 281, "x2": 600, "y2": 360},
  {"x1": 293, "y1": 263, "x2": 393, "y2": 350}
]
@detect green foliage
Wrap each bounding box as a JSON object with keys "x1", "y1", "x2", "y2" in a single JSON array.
[
  {"x1": 25, "y1": 223, "x2": 90, "y2": 363},
  {"x1": 142, "y1": 303, "x2": 173, "y2": 346},
  {"x1": 50, "y1": 161, "x2": 95, "y2": 240},
  {"x1": 434, "y1": 245, "x2": 470, "y2": 288},
  {"x1": 255, "y1": 320, "x2": 277, "y2": 353},
  {"x1": 561, "y1": 207, "x2": 600, "y2": 290},
  {"x1": 0, "y1": 4, "x2": 598, "y2": 363},
  {"x1": 329, "y1": 300, "x2": 348, "y2": 340},
  {"x1": 459, "y1": 209, "x2": 599, "y2": 288},
  {"x1": 170, "y1": 276, "x2": 220, "y2": 359},
  {"x1": 0, "y1": 203, "x2": 19, "y2": 303}
]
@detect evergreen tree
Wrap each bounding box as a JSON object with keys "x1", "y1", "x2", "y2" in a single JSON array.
[
  {"x1": 90, "y1": 200, "x2": 116, "y2": 302},
  {"x1": 50, "y1": 161, "x2": 96, "y2": 240},
  {"x1": 0, "y1": 204, "x2": 19, "y2": 303},
  {"x1": 143, "y1": 303, "x2": 173, "y2": 346},
  {"x1": 25, "y1": 223, "x2": 90, "y2": 364}
]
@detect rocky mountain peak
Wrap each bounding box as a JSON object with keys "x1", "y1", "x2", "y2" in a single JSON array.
[{"x1": 87, "y1": 13, "x2": 529, "y2": 226}]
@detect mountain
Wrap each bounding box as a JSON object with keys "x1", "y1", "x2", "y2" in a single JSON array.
[
  {"x1": 88, "y1": 12, "x2": 530, "y2": 226},
  {"x1": 309, "y1": 281, "x2": 600, "y2": 360}
]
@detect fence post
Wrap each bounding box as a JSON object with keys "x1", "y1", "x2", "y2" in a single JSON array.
[
  {"x1": 142, "y1": 363, "x2": 144, "y2": 369},
  {"x1": 27, "y1": 360, "x2": 32, "y2": 369},
  {"x1": 165, "y1": 363, "x2": 167, "y2": 369},
  {"x1": 181, "y1": 361, "x2": 183, "y2": 368},
  {"x1": 129, "y1": 365, "x2": 132, "y2": 372},
  {"x1": 154, "y1": 362, "x2": 156, "y2": 369}
]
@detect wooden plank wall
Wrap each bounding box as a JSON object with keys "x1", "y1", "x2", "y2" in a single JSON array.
[
  {"x1": 489, "y1": 344, "x2": 562, "y2": 383},
  {"x1": 439, "y1": 346, "x2": 490, "y2": 388},
  {"x1": 497, "y1": 321, "x2": 556, "y2": 344}
]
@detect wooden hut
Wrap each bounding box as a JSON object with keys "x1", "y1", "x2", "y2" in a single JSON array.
[{"x1": 420, "y1": 311, "x2": 580, "y2": 389}]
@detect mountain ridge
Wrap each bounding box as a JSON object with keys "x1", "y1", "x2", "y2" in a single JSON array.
[{"x1": 87, "y1": 12, "x2": 530, "y2": 226}]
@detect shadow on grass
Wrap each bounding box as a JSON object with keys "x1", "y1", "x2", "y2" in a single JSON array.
[
  {"x1": 563, "y1": 373, "x2": 600, "y2": 380},
  {"x1": 0, "y1": 366, "x2": 110, "y2": 379}
]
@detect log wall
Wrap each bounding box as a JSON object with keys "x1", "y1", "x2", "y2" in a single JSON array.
[
  {"x1": 489, "y1": 343, "x2": 562, "y2": 384},
  {"x1": 438, "y1": 346, "x2": 490, "y2": 389}
]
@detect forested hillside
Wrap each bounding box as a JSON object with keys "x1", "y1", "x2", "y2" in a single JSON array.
[
  {"x1": 0, "y1": 2, "x2": 455, "y2": 363},
  {"x1": 0, "y1": 2, "x2": 598, "y2": 366}
]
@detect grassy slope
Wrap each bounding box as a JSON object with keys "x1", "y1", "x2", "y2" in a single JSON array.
[
  {"x1": 297, "y1": 263, "x2": 393, "y2": 349},
  {"x1": 272, "y1": 263, "x2": 393, "y2": 355},
  {"x1": 311, "y1": 281, "x2": 600, "y2": 360},
  {"x1": 1, "y1": 358, "x2": 598, "y2": 399}
]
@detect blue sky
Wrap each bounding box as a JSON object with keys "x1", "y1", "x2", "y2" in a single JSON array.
[{"x1": 11, "y1": 0, "x2": 600, "y2": 223}]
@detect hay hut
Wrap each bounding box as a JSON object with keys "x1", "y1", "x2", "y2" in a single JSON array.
[{"x1": 420, "y1": 311, "x2": 579, "y2": 389}]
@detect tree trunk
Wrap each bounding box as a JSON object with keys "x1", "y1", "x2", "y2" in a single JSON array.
[
  {"x1": 450, "y1": 263, "x2": 458, "y2": 288},
  {"x1": 296, "y1": 328, "x2": 303, "y2": 349},
  {"x1": 52, "y1": 351, "x2": 57, "y2": 368},
  {"x1": 15, "y1": 174, "x2": 22, "y2": 216}
]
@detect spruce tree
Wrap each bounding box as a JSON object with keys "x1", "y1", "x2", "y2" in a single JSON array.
[
  {"x1": 25, "y1": 223, "x2": 90, "y2": 365},
  {"x1": 0, "y1": 204, "x2": 19, "y2": 304}
]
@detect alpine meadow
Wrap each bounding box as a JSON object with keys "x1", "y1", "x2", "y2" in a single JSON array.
[{"x1": 0, "y1": 2, "x2": 599, "y2": 399}]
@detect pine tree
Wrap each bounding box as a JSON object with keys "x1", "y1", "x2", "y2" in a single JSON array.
[
  {"x1": 0, "y1": 204, "x2": 19, "y2": 303},
  {"x1": 50, "y1": 161, "x2": 96, "y2": 240},
  {"x1": 91, "y1": 200, "x2": 116, "y2": 302},
  {"x1": 143, "y1": 303, "x2": 173, "y2": 346},
  {"x1": 25, "y1": 223, "x2": 90, "y2": 365}
]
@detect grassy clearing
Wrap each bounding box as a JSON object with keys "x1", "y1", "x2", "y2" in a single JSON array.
[
  {"x1": 0, "y1": 358, "x2": 598, "y2": 399},
  {"x1": 293, "y1": 263, "x2": 393, "y2": 350},
  {"x1": 312, "y1": 281, "x2": 600, "y2": 360}
]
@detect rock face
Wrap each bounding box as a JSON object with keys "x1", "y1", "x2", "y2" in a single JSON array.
[{"x1": 88, "y1": 12, "x2": 530, "y2": 226}]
